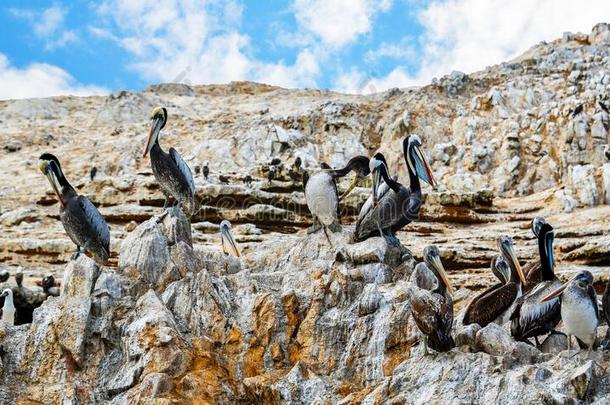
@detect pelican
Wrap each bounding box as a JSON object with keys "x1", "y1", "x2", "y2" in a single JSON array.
[
  {"x1": 143, "y1": 107, "x2": 196, "y2": 217},
  {"x1": 410, "y1": 262, "x2": 437, "y2": 291},
  {"x1": 522, "y1": 217, "x2": 550, "y2": 291},
  {"x1": 510, "y1": 222, "x2": 561, "y2": 345},
  {"x1": 39, "y1": 153, "x2": 110, "y2": 264},
  {"x1": 541, "y1": 271, "x2": 598, "y2": 354},
  {"x1": 220, "y1": 220, "x2": 241, "y2": 257},
  {"x1": 1, "y1": 288, "x2": 15, "y2": 326},
  {"x1": 463, "y1": 236, "x2": 526, "y2": 327},
  {"x1": 41, "y1": 274, "x2": 55, "y2": 294},
  {"x1": 304, "y1": 156, "x2": 370, "y2": 236},
  {"x1": 354, "y1": 135, "x2": 436, "y2": 245},
  {"x1": 408, "y1": 245, "x2": 454, "y2": 354}
]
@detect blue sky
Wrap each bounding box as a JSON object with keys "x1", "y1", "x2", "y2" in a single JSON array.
[{"x1": 1, "y1": 0, "x2": 609, "y2": 99}]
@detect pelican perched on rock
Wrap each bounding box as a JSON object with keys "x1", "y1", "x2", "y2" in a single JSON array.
[
  {"x1": 143, "y1": 107, "x2": 196, "y2": 217},
  {"x1": 1, "y1": 288, "x2": 15, "y2": 326},
  {"x1": 39, "y1": 153, "x2": 110, "y2": 264},
  {"x1": 354, "y1": 136, "x2": 436, "y2": 245},
  {"x1": 522, "y1": 217, "x2": 550, "y2": 292},
  {"x1": 541, "y1": 271, "x2": 598, "y2": 353},
  {"x1": 220, "y1": 220, "x2": 241, "y2": 257},
  {"x1": 203, "y1": 161, "x2": 209, "y2": 180},
  {"x1": 408, "y1": 246, "x2": 454, "y2": 354},
  {"x1": 510, "y1": 222, "x2": 561, "y2": 345},
  {"x1": 305, "y1": 156, "x2": 370, "y2": 236},
  {"x1": 463, "y1": 236, "x2": 526, "y2": 327}
]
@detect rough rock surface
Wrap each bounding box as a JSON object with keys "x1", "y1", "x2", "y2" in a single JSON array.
[{"x1": 0, "y1": 25, "x2": 610, "y2": 404}]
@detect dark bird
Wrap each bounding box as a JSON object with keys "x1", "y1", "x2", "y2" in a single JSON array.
[
  {"x1": 15, "y1": 270, "x2": 23, "y2": 288},
  {"x1": 203, "y1": 161, "x2": 209, "y2": 180},
  {"x1": 41, "y1": 274, "x2": 55, "y2": 294},
  {"x1": 510, "y1": 222, "x2": 561, "y2": 345},
  {"x1": 572, "y1": 104, "x2": 584, "y2": 116},
  {"x1": 293, "y1": 156, "x2": 302, "y2": 170},
  {"x1": 143, "y1": 107, "x2": 196, "y2": 216},
  {"x1": 219, "y1": 174, "x2": 230, "y2": 184},
  {"x1": 268, "y1": 165, "x2": 277, "y2": 183},
  {"x1": 89, "y1": 166, "x2": 97, "y2": 181},
  {"x1": 355, "y1": 136, "x2": 436, "y2": 245},
  {"x1": 463, "y1": 237, "x2": 526, "y2": 327},
  {"x1": 522, "y1": 216, "x2": 550, "y2": 292},
  {"x1": 0, "y1": 270, "x2": 9, "y2": 283},
  {"x1": 194, "y1": 164, "x2": 201, "y2": 175},
  {"x1": 603, "y1": 278, "x2": 610, "y2": 327},
  {"x1": 304, "y1": 156, "x2": 370, "y2": 237},
  {"x1": 541, "y1": 271, "x2": 599, "y2": 353},
  {"x1": 270, "y1": 158, "x2": 282, "y2": 166},
  {"x1": 289, "y1": 156, "x2": 303, "y2": 182},
  {"x1": 599, "y1": 100, "x2": 608, "y2": 114},
  {"x1": 604, "y1": 145, "x2": 610, "y2": 162},
  {"x1": 220, "y1": 220, "x2": 240, "y2": 257},
  {"x1": 408, "y1": 245, "x2": 454, "y2": 354},
  {"x1": 243, "y1": 175, "x2": 253, "y2": 187},
  {"x1": 39, "y1": 153, "x2": 110, "y2": 264}
]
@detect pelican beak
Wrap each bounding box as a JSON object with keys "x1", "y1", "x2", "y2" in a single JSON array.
[
  {"x1": 340, "y1": 175, "x2": 360, "y2": 201},
  {"x1": 221, "y1": 226, "x2": 241, "y2": 257},
  {"x1": 39, "y1": 160, "x2": 64, "y2": 206},
  {"x1": 412, "y1": 145, "x2": 437, "y2": 189},
  {"x1": 540, "y1": 280, "x2": 570, "y2": 303},
  {"x1": 505, "y1": 241, "x2": 526, "y2": 286},
  {"x1": 371, "y1": 168, "x2": 382, "y2": 207},
  {"x1": 143, "y1": 116, "x2": 162, "y2": 158},
  {"x1": 430, "y1": 254, "x2": 454, "y2": 296}
]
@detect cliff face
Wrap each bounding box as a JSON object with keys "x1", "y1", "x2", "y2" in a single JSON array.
[{"x1": 0, "y1": 24, "x2": 609, "y2": 404}]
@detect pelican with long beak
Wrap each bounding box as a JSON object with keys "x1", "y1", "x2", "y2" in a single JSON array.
[
  {"x1": 463, "y1": 237, "x2": 527, "y2": 327},
  {"x1": 354, "y1": 135, "x2": 436, "y2": 245},
  {"x1": 408, "y1": 245, "x2": 454, "y2": 354},
  {"x1": 510, "y1": 222, "x2": 561, "y2": 345},
  {"x1": 1, "y1": 288, "x2": 15, "y2": 326},
  {"x1": 540, "y1": 271, "x2": 599, "y2": 354},
  {"x1": 39, "y1": 153, "x2": 110, "y2": 264},
  {"x1": 220, "y1": 220, "x2": 241, "y2": 257},
  {"x1": 304, "y1": 156, "x2": 370, "y2": 238},
  {"x1": 143, "y1": 107, "x2": 196, "y2": 217}
]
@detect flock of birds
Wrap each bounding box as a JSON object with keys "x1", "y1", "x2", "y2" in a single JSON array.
[{"x1": 2, "y1": 106, "x2": 609, "y2": 359}]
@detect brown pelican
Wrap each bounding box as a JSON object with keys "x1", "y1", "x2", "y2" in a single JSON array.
[
  {"x1": 522, "y1": 217, "x2": 550, "y2": 291},
  {"x1": 541, "y1": 271, "x2": 598, "y2": 354},
  {"x1": 143, "y1": 107, "x2": 196, "y2": 216},
  {"x1": 1, "y1": 288, "x2": 15, "y2": 326},
  {"x1": 305, "y1": 156, "x2": 370, "y2": 236},
  {"x1": 510, "y1": 222, "x2": 561, "y2": 345},
  {"x1": 410, "y1": 262, "x2": 437, "y2": 291},
  {"x1": 354, "y1": 136, "x2": 436, "y2": 245},
  {"x1": 408, "y1": 245, "x2": 454, "y2": 354},
  {"x1": 220, "y1": 220, "x2": 241, "y2": 257},
  {"x1": 39, "y1": 153, "x2": 110, "y2": 264},
  {"x1": 463, "y1": 236, "x2": 526, "y2": 327}
]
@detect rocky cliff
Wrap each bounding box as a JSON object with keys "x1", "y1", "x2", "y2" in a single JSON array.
[{"x1": 0, "y1": 24, "x2": 610, "y2": 404}]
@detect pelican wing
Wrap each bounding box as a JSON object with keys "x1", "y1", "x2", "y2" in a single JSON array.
[
  {"x1": 355, "y1": 186, "x2": 416, "y2": 241},
  {"x1": 603, "y1": 282, "x2": 610, "y2": 324},
  {"x1": 77, "y1": 196, "x2": 110, "y2": 252},
  {"x1": 587, "y1": 284, "x2": 599, "y2": 321},
  {"x1": 523, "y1": 260, "x2": 542, "y2": 291},
  {"x1": 169, "y1": 147, "x2": 195, "y2": 194},
  {"x1": 408, "y1": 285, "x2": 442, "y2": 335},
  {"x1": 463, "y1": 283, "x2": 518, "y2": 327}
]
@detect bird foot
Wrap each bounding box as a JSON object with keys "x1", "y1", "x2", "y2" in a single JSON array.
[{"x1": 383, "y1": 235, "x2": 402, "y2": 247}]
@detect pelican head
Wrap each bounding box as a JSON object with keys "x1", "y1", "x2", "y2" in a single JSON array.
[
  {"x1": 143, "y1": 106, "x2": 167, "y2": 157},
  {"x1": 38, "y1": 153, "x2": 66, "y2": 206},
  {"x1": 531, "y1": 216, "x2": 546, "y2": 238},
  {"x1": 491, "y1": 255, "x2": 511, "y2": 284},
  {"x1": 369, "y1": 152, "x2": 389, "y2": 207},
  {"x1": 405, "y1": 135, "x2": 437, "y2": 189},
  {"x1": 338, "y1": 156, "x2": 371, "y2": 200},
  {"x1": 220, "y1": 220, "x2": 241, "y2": 257},
  {"x1": 497, "y1": 235, "x2": 526, "y2": 286},
  {"x1": 423, "y1": 245, "x2": 453, "y2": 296},
  {"x1": 541, "y1": 271, "x2": 593, "y2": 303}
]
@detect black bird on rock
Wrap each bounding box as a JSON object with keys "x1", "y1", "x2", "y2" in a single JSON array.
[
  {"x1": 39, "y1": 153, "x2": 110, "y2": 264},
  {"x1": 203, "y1": 161, "x2": 209, "y2": 180},
  {"x1": 143, "y1": 107, "x2": 196, "y2": 216}
]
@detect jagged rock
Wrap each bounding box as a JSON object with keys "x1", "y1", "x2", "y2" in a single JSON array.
[
  {"x1": 475, "y1": 323, "x2": 514, "y2": 355},
  {"x1": 570, "y1": 360, "x2": 596, "y2": 400},
  {"x1": 455, "y1": 323, "x2": 481, "y2": 348},
  {"x1": 0, "y1": 207, "x2": 37, "y2": 226},
  {"x1": 61, "y1": 255, "x2": 100, "y2": 298},
  {"x1": 336, "y1": 237, "x2": 409, "y2": 267},
  {"x1": 540, "y1": 333, "x2": 568, "y2": 353}
]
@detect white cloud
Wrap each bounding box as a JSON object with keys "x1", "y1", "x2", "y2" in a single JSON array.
[
  {"x1": 293, "y1": 0, "x2": 392, "y2": 47},
  {"x1": 10, "y1": 5, "x2": 78, "y2": 50},
  {"x1": 95, "y1": 0, "x2": 320, "y2": 88},
  {"x1": 0, "y1": 53, "x2": 106, "y2": 100},
  {"x1": 337, "y1": 0, "x2": 610, "y2": 93},
  {"x1": 364, "y1": 38, "x2": 418, "y2": 65}
]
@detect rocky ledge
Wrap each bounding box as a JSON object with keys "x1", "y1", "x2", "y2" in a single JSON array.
[{"x1": 0, "y1": 208, "x2": 608, "y2": 404}]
